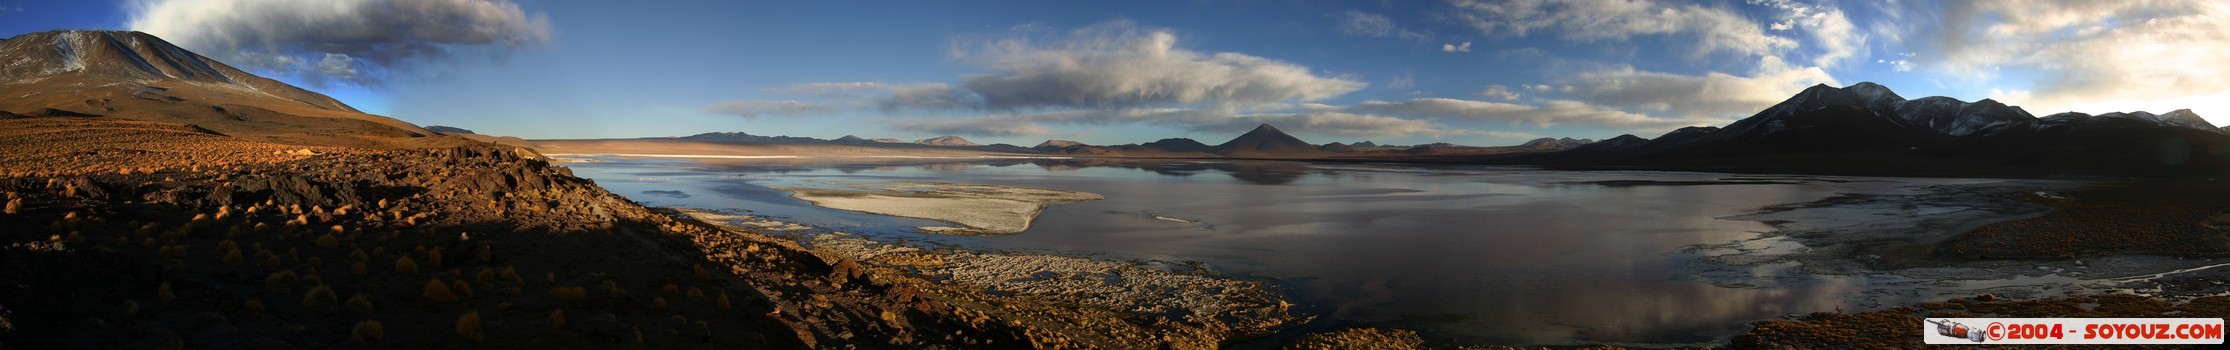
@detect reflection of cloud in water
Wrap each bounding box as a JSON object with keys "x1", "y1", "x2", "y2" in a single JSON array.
[{"x1": 639, "y1": 190, "x2": 691, "y2": 198}]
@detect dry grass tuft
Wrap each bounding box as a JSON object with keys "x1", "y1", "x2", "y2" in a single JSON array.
[
  {"x1": 717, "y1": 292, "x2": 731, "y2": 311},
  {"x1": 427, "y1": 248, "x2": 444, "y2": 268},
  {"x1": 653, "y1": 297, "x2": 667, "y2": 309},
  {"x1": 395, "y1": 256, "x2": 418, "y2": 274},
  {"x1": 550, "y1": 308, "x2": 566, "y2": 328},
  {"x1": 351, "y1": 320, "x2": 384, "y2": 343},
  {"x1": 424, "y1": 279, "x2": 458, "y2": 303},
  {"x1": 456, "y1": 311, "x2": 483, "y2": 343},
  {"x1": 314, "y1": 233, "x2": 338, "y2": 248},
  {"x1": 347, "y1": 293, "x2": 373, "y2": 312},
  {"x1": 157, "y1": 282, "x2": 176, "y2": 302},
  {"x1": 450, "y1": 280, "x2": 475, "y2": 298},
  {"x1": 302, "y1": 285, "x2": 337, "y2": 309}
]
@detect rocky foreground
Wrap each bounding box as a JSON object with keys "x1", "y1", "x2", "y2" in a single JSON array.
[{"x1": 0, "y1": 117, "x2": 1290, "y2": 349}]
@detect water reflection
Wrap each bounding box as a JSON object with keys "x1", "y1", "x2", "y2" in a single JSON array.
[{"x1": 563, "y1": 156, "x2": 2003, "y2": 345}]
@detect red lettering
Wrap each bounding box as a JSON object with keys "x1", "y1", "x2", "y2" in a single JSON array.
[{"x1": 2085, "y1": 324, "x2": 2101, "y2": 339}]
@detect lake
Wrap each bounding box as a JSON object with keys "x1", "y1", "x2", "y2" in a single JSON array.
[{"x1": 559, "y1": 156, "x2": 2103, "y2": 345}]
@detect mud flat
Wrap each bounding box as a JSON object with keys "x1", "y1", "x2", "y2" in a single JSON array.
[
  {"x1": 769, "y1": 181, "x2": 1102, "y2": 235},
  {"x1": 1705, "y1": 180, "x2": 2230, "y2": 348}
]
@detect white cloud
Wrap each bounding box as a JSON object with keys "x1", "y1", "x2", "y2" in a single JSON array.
[
  {"x1": 1750, "y1": 0, "x2": 1865, "y2": 67},
  {"x1": 127, "y1": 0, "x2": 552, "y2": 87},
  {"x1": 1911, "y1": 1, "x2": 2230, "y2": 125},
  {"x1": 955, "y1": 22, "x2": 1368, "y2": 110},
  {"x1": 1349, "y1": 97, "x2": 1722, "y2": 131},
  {"x1": 1446, "y1": 0, "x2": 1796, "y2": 58},
  {"x1": 1336, "y1": 11, "x2": 1430, "y2": 41},
  {"x1": 1554, "y1": 56, "x2": 1839, "y2": 120},
  {"x1": 886, "y1": 118, "x2": 1053, "y2": 137},
  {"x1": 1474, "y1": 85, "x2": 1520, "y2": 100},
  {"x1": 1441, "y1": 41, "x2": 1472, "y2": 53}
]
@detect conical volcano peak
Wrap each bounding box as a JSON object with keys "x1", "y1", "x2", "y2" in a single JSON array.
[{"x1": 1210, "y1": 123, "x2": 1317, "y2": 155}]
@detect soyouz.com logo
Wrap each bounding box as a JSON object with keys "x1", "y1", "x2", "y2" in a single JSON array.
[{"x1": 1924, "y1": 318, "x2": 2225, "y2": 344}]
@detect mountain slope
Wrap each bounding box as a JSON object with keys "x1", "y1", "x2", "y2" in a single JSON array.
[
  {"x1": 1529, "y1": 82, "x2": 2230, "y2": 177},
  {"x1": 0, "y1": 30, "x2": 450, "y2": 149},
  {"x1": 1209, "y1": 124, "x2": 1318, "y2": 156},
  {"x1": 915, "y1": 136, "x2": 977, "y2": 146}
]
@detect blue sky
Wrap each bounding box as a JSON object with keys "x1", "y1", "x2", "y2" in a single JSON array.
[{"x1": 7, "y1": 0, "x2": 2229, "y2": 146}]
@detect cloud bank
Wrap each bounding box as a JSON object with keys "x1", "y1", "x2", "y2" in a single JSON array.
[{"x1": 127, "y1": 0, "x2": 553, "y2": 87}]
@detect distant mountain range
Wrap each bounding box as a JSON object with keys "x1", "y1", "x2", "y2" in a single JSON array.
[{"x1": 1527, "y1": 82, "x2": 2230, "y2": 177}]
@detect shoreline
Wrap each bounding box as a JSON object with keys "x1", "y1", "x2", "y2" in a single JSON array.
[{"x1": 668, "y1": 207, "x2": 1300, "y2": 347}]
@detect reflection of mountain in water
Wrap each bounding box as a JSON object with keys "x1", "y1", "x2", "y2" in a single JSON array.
[{"x1": 1029, "y1": 159, "x2": 1312, "y2": 185}]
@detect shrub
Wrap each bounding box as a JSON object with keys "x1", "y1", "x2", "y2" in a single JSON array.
[
  {"x1": 351, "y1": 320, "x2": 384, "y2": 343},
  {"x1": 475, "y1": 268, "x2": 495, "y2": 283},
  {"x1": 456, "y1": 311, "x2": 483, "y2": 343},
  {"x1": 451, "y1": 280, "x2": 475, "y2": 298},
  {"x1": 222, "y1": 249, "x2": 243, "y2": 265},
  {"x1": 550, "y1": 308, "x2": 566, "y2": 328},
  {"x1": 686, "y1": 287, "x2": 704, "y2": 300},
  {"x1": 653, "y1": 297, "x2": 667, "y2": 309},
  {"x1": 501, "y1": 267, "x2": 524, "y2": 285},
  {"x1": 346, "y1": 293, "x2": 374, "y2": 312},
  {"x1": 315, "y1": 234, "x2": 338, "y2": 248},
  {"x1": 427, "y1": 248, "x2": 444, "y2": 268},
  {"x1": 693, "y1": 265, "x2": 711, "y2": 280},
  {"x1": 244, "y1": 299, "x2": 265, "y2": 313},
  {"x1": 303, "y1": 286, "x2": 337, "y2": 309},
  {"x1": 717, "y1": 292, "x2": 731, "y2": 311},
  {"x1": 661, "y1": 284, "x2": 680, "y2": 295},
  {"x1": 157, "y1": 282, "x2": 176, "y2": 301},
  {"x1": 265, "y1": 270, "x2": 298, "y2": 290},
  {"x1": 424, "y1": 279, "x2": 458, "y2": 303},
  {"x1": 351, "y1": 262, "x2": 367, "y2": 276},
  {"x1": 396, "y1": 256, "x2": 418, "y2": 274}
]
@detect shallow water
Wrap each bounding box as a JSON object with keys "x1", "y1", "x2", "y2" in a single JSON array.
[{"x1": 562, "y1": 156, "x2": 2098, "y2": 345}]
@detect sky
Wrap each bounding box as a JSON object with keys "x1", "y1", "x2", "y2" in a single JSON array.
[{"x1": 5, "y1": 0, "x2": 2229, "y2": 147}]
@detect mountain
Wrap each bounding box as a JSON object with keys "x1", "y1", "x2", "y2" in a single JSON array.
[
  {"x1": 1530, "y1": 82, "x2": 2230, "y2": 178},
  {"x1": 1034, "y1": 140, "x2": 1084, "y2": 149},
  {"x1": 1352, "y1": 141, "x2": 1380, "y2": 148},
  {"x1": 1318, "y1": 142, "x2": 1355, "y2": 153},
  {"x1": 915, "y1": 136, "x2": 977, "y2": 146},
  {"x1": 1515, "y1": 137, "x2": 1595, "y2": 151},
  {"x1": 870, "y1": 138, "x2": 903, "y2": 143},
  {"x1": 832, "y1": 135, "x2": 878, "y2": 144},
  {"x1": 680, "y1": 131, "x2": 825, "y2": 143},
  {"x1": 1209, "y1": 124, "x2": 1318, "y2": 156},
  {"x1": 0, "y1": 30, "x2": 452, "y2": 148},
  {"x1": 1141, "y1": 138, "x2": 1211, "y2": 153},
  {"x1": 426, "y1": 125, "x2": 476, "y2": 134}
]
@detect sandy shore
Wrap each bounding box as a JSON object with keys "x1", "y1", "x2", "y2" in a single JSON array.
[{"x1": 769, "y1": 181, "x2": 1103, "y2": 235}]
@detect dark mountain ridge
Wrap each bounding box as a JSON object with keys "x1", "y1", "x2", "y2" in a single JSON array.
[{"x1": 1530, "y1": 82, "x2": 2230, "y2": 178}]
